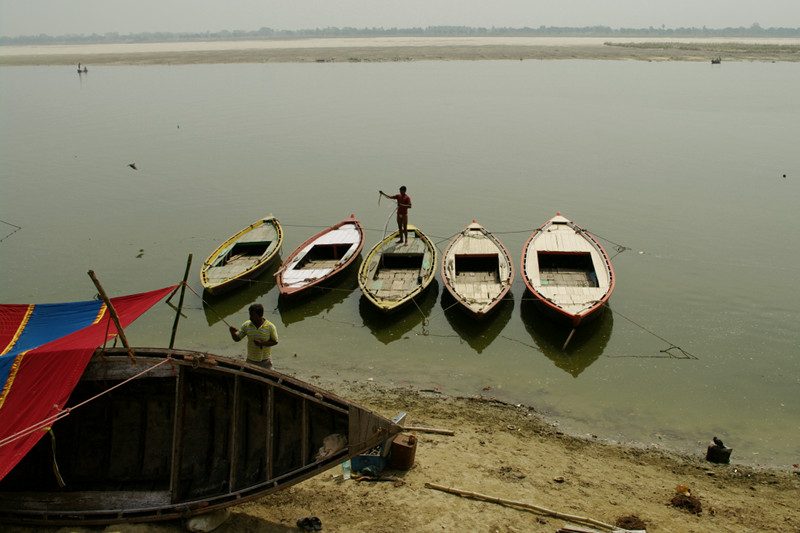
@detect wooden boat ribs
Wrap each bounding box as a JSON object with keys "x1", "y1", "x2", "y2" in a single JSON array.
[{"x1": 0, "y1": 348, "x2": 398, "y2": 524}]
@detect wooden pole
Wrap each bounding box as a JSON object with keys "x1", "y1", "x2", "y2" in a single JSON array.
[
  {"x1": 425, "y1": 483, "x2": 616, "y2": 531},
  {"x1": 562, "y1": 328, "x2": 577, "y2": 350},
  {"x1": 169, "y1": 254, "x2": 192, "y2": 349},
  {"x1": 402, "y1": 426, "x2": 454, "y2": 436},
  {"x1": 87, "y1": 270, "x2": 136, "y2": 363}
]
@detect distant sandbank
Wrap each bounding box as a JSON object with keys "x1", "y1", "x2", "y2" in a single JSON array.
[{"x1": 2, "y1": 36, "x2": 799, "y2": 65}]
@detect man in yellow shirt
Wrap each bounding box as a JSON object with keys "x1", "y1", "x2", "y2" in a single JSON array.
[{"x1": 229, "y1": 303, "x2": 278, "y2": 369}]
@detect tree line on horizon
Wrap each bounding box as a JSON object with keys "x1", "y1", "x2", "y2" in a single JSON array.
[{"x1": 2, "y1": 24, "x2": 799, "y2": 46}]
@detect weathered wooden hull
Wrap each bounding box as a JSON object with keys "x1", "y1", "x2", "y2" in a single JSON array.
[
  {"x1": 357, "y1": 225, "x2": 438, "y2": 312},
  {"x1": 521, "y1": 213, "x2": 615, "y2": 328},
  {"x1": 441, "y1": 221, "x2": 514, "y2": 318},
  {"x1": 276, "y1": 215, "x2": 364, "y2": 297},
  {"x1": 201, "y1": 216, "x2": 283, "y2": 295},
  {"x1": 0, "y1": 348, "x2": 400, "y2": 525}
]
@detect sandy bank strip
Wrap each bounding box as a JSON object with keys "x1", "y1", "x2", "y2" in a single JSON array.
[{"x1": 2, "y1": 36, "x2": 800, "y2": 65}]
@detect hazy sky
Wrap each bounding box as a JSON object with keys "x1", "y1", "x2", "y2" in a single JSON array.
[{"x1": 2, "y1": 0, "x2": 799, "y2": 38}]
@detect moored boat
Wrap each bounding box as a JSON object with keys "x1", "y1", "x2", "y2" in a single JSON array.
[
  {"x1": 201, "y1": 215, "x2": 283, "y2": 295},
  {"x1": 0, "y1": 347, "x2": 401, "y2": 525},
  {"x1": 276, "y1": 215, "x2": 364, "y2": 297},
  {"x1": 441, "y1": 221, "x2": 514, "y2": 318},
  {"x1": 358, "y1": 225, "x2": 437, "y2": 312},
  {"x1": 521, "y1": 213, "x2": 615, "y2": 328}
]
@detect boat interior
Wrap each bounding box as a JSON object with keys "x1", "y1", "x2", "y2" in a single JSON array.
[
  {"x1": 537, "y1": 252, "x2": 599, "y2": 288},
  {"x1": 295, "y1": 244, "x2": 349, "y2": 270},
  {"x1": 370, "y1": 253, "x2": 426, "y2": 300},
  {"x1": 0, "y1": 356, "x2": 351, "y2": 515},
  {"x1": 454, "y1": 254, "x2": 500, "y2": 281},
  {"x1": 215, "y1": 240, "x2": 272, "y2": 266}
]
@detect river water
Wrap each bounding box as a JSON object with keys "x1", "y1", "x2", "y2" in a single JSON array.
[{"x1": 1, "y1": 59, "x2": 798, "y2": 467}]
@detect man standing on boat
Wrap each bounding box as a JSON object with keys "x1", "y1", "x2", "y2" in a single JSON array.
[
  {"x1": 229, "y1": 303, "x2": 278, "y2": 369},
  {"x1": 379, "y1": 186, "x2": 412, "y2": 245}
]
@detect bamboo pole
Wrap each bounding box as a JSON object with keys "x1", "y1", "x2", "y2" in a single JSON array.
[
  {"x1": 401, "y1": 426, "x2": 454, "y2": 436},
  {"x1": 88, "y1": 270, "x2": 136, "y2": 363},
  {"x1": 424, "y1": 483, "x2": 616, "y2": 532},
  {"x1": 169, "y1": 254, "x2": 192, "y2": 349}
]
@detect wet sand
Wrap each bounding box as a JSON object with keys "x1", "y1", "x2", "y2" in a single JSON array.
[{"x1": 2, "y1": 36, "x2": 799, "y2": 65}]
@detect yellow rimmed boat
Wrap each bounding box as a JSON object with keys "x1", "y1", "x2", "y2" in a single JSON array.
[
  {"x1": 358, "y1": 225, "x2": 437, "y2": 312},
  {"x1": 201, "y1": 215, "x2": 283, "y2": 295}
]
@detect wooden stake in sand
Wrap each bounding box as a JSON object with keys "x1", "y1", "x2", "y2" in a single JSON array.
[{"x1": 425, "y1": 483, "x2": 616, "y2": 532}]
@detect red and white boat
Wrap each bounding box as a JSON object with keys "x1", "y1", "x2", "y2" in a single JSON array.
[
  {"x1": 276, "y1": 215, "x2": 365, "y2": 297},
  {"x1": 441, "y1": 221, "x2": 514, "y2": 318},
  {"x1": 521, "y1": 213, "x2": 615, "y2": 328}
]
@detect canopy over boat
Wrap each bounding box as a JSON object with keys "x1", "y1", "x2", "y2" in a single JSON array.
[{"x1": 0, "y1": 286, "x2": 177, "y2": 481}]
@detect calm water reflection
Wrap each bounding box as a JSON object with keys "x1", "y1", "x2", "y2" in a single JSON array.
[
  {"x1": 442, "y1": 292, "x2": 515, "y2": 354},
  {"x1": 276, "y1": 258, "x2": 361, "y2": 327},
  {"x1": 359, "y1": 280, "x2": 439, "y2": 344},
  {"x1": 201, "y1": 261, "x2": 280, "y2": 327},
  {"x1": 1, "y1": 61, "x2": 798, "y2": 466},
  {"x1": 520, "y1": 297, "x2": 613, "y2": 378}
]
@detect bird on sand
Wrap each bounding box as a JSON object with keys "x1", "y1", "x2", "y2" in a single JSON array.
[{"x1": 128, "y1": 163, "x2": 137, "y2": 170}]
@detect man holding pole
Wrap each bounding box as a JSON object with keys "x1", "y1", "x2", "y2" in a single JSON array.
[
  {"x1": 229, "y1": 303, "x2": 278, "y2": 369},
  {"x1": 379, "y1": 186, "x2": 412, "y2": 245}
]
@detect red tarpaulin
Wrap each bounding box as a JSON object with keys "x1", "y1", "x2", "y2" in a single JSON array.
[{"x1": 0, "y1": 286, "x2": 177, "y2": 481}]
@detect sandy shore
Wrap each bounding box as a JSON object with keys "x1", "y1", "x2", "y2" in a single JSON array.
[
  {"x1": 2, "y1": 37, "x2": 800, "y2": 65},
  {"x1": 4, "y1": 383, "x2": 799, "y2": 533}
]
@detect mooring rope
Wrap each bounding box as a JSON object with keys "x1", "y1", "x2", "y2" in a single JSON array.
[
  {"x1": 601, "y1": 303, "x2": 698, "y2": 359},
  {"x1": 183, "y1": 283, "x2": 237, "y2": 329},
  {"x1": 0, "y1": 357, "x2": 174, "y2": 448},
  {"x1": 0, "y1": 219, "x2": 22, "y2": 243},
  {"x1": 586, "y1": 229, "x2": 632, "y2": 259}
]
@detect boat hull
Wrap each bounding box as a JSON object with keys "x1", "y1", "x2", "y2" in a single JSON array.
[
  {"x1": 201, "y1": 216, "x2": 283, "y2": 295},
  {"x1": 276, "y1": 215, "x2": 364, "y2": 297},
  {"x1": 0, "y1": 348, "x2": 400, "y2": 525},
  {"x1": 521, "y1": 213, "x2": 615, "y2": 328},
  {"x1": 357, "y1": 225, "x2": 438, "y2": 312},
  {"x1": 441, "y1": 221, "x2": 514, "y2": 318}
]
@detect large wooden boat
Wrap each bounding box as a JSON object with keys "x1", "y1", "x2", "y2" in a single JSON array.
[
  {"x1": 201, "y1": 215, "x2": 283, "y2": 295},
  {"x1": 0, "y1": 347, "x2": 401, "y2": 525},
  {"x1": 358, "y1": 225, "x2": 438, "y2": 312},
  {"x1": 276, "y1": 215, "x2": 364, "y2": 297},
  {"x1": 521, "y1": 213, "x2": 615, "y2": 328},
  {"x1": 441, "y1": 221, "x2": 514, "y2": 318}
]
